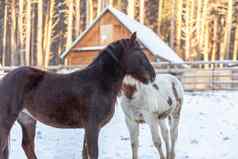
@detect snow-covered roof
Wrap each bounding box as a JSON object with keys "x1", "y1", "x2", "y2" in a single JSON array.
[{"x1": 61, "y1": 6, "x2": 184, "y2": 63}]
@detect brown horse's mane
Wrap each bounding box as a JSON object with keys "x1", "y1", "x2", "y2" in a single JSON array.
[
  {"x1": 80, "y1": 39, "x2": 129, "y2": 86},
  {"x1": 86, "y1": 38, "x2": 141, "y2": 79},
  {"x1": 87, "y1": 39, "x2": 126, "y2": 69}
]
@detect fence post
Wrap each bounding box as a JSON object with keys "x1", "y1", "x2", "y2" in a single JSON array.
[{"x1": 212, "y1": 63, "x2": 215, "y2": 90}]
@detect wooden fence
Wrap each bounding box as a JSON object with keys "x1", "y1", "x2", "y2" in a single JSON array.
[
  {"x1": 153, "y1": 61, "x2": 238, "y2": 91},
  {"x1": 1, "y1": 61, "x2": 238, "y2": 91}
]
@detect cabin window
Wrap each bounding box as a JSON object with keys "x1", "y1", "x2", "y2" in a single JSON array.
[{"x1": 100, "y1": 24, "x2": 113, "y2": 44}]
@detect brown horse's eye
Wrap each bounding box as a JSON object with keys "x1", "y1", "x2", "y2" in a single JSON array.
[{"x1": 139, "y1": 58, "x2": 144, "y2": 65}]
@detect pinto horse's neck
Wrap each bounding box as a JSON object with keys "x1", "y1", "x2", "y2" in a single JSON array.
[{"x1": 88, "y1": 43, "x2": 126, "y2": 94}]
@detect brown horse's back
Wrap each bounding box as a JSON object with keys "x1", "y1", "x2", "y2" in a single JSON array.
[{"x1": 1, "y1": 66, "x2": 45, "y2": 93}]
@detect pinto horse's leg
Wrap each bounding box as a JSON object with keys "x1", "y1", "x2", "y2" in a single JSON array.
[
  {"x1": 82, "y1": 133, "x2": 88, "y2": 159},
  {"x1": 159, "y1": 119, "x2": 170, "y2": 159},
  {"x1": 149, "y1": 117, "x2": 165, "y2": 159},
  {"x1": 125, "y1": 118, "x2": 139, "y2": 159},
  {"x1": 169, "y1": 102, "x2": 182, "y2": 159},
  {"x1": 85, "y1": 126, "x2": 100, "y2": 159},
  {"x1": 169, "y1": 116, "x2": 180, "y2": 159},
  {"x1": 17, "y1": 112, "x2": 37, "y2": 159}
]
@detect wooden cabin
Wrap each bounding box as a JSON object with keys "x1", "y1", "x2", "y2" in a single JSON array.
[{"x1": 60, "y1": 7, "x2": 183, "y2": 65}]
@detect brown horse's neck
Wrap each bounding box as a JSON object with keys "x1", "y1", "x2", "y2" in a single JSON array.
[
  {"x1": 87, "y1": 44, "x2": 126, "y2": 94},
  {"x1": 92, "y1": 59, "x2": 125, "y2": 95}
]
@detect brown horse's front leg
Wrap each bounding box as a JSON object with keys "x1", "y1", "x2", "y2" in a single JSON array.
[{"x1": 85, "y1": 126, "x2": 100, "y2": 159}]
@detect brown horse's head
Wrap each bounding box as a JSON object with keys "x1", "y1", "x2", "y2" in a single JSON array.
[{"x1": 120, "y1": 32, "x2": 156, "y2": 84}]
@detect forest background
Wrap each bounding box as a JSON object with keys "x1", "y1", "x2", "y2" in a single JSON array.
[{"x1": 0, "y1": 0, "x2": 238, "y2": 67}]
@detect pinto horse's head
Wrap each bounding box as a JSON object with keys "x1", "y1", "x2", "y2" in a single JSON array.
[{"x1": 120, "y1": 32, "x2": 156, "y2": 84}]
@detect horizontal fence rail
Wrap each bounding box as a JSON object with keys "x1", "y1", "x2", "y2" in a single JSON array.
[{"x1": 1, "y1": 60, "x2": 238, "y2": 91}]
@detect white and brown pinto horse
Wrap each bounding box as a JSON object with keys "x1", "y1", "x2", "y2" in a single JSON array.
[{"x1": 121, "y1": 74, "x2": 184, "y2": 159}]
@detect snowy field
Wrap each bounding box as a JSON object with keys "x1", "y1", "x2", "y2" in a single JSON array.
[{"x1": 10, "y1": 91, "x2": 238, "y2": 159}]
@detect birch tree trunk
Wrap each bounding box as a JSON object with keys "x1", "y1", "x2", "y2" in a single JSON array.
[
  {"x1": 134, "y1": 0, "x2": 140, "y2": 21},
  {"x1": 37, "y1": 0, "x2": 43, "y2": 66},
  {"x1": 175, "y1": 0, "x2": 183, "y2": 53},
  {"x1": 211, "y1": 17, "x2": 218, "y2": 61},
  {"x1": 139, "y1": 0, "x2": 144, "y2": 24},
  {"x1": 170, "y1": 0, "x2": 176, "y2": 48},
  {"x1": 44, "y1": 0, "x2": 55, "y2": 68},
  {"x1": 87, "y1": 0, "x2": 93, "y2": 24},
  {"x1": 31, "y1": 6, "x2": 37, "y2": 65},
  {"x1": 114, "y1": 0, "x2": 121, "y2": 9},
  {"x1": 157, "y1": 0, "x2": 163, "y2": 34},
  {"x1": 200, "y1": 0, "x2": 209, "y2": 61},
  {"x1": 184, "y1": 0, "x2": 190, "y2": 60},
  {"x1": 66, "y1": 0, "x2": 74, "y2": 48},
  {"x1": 25, "y1": 1, "x2": 32, "y2": 65},
  {"x1": 127, "y1": 0, "x2": 134, "y2": 18},
  {"x1": 2, "y1": 3, "x2": 8, "y2": 66},
  {"x1": 97, "y1": 0, "x2": 102, "y2": 15},
  {"x1": 18, "y1": 0, "x2": 25, "y2": 65},
  {"x1": 121, "y1": 0, "x2": 128, "y2": 13},
  {"x1": 75, "y1": 0, "x2": 81, "y2": 35},
  {"x1": 92, "y1": 0, "x2": 98, "y2": 18},
  {"x1": 189, "y1": 0, "x2": 195, "y2": 60},
  {"x1": 80, "y1": 0, "x2": 87, "y2": 31},
  {"x1": 10, "y1": 0, "x2": 17, "y2": 65},
  {"x1": 203, "y1": 21, "x2": 209, "y2": 67},
  {"x1": 195, "y1": 0, "x2": 203, "y2": 50},
  {"x1": 145, "y1": 0, "x2": 159, "y2": 32},
  {"x1": 0, "y1": 1, "x2": 4, "y2": 61},
  {"x1": 222, "y1": 0, "x2": 233, "y2": 60},
  {"x1": 109, "y1": 0, "x2": 113, "y2": 6},
  {"x1": 233, "y1": 26, "x2": 238, "y2": 61}
]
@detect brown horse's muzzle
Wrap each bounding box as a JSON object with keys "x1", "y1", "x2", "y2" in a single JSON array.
[
  {"x1": 151, "y1": 70, "x2": 156, "y2": 82},
  {"x1": 140, "y1": 71, "x2": 155, "y2": 84},
  {"x1": 146, "y1": 67, "x2": 156, "y2": 83}
]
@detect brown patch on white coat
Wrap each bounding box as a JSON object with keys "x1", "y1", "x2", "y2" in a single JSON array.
[
  {"x1": 152, "y1": 83, "x2": 159, "y2": 90},
  {"x1": 171, "y1": 82, "x2": 182, "y2": 119},
  {"x1": 122, "y1": 83, "x2": 137, "y2": 100},
  {"x1": 167, "y1": 96, "x2": 173, "y2": 106},
  {"x1": 135, "y1": 113, "x2": 145, "y2": 123},
  {"x1": 158, "y1": 108, "x2": 173, "y2": 119}
]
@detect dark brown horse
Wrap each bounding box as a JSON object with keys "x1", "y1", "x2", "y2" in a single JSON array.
[{"x1": 0, "y1": 33, "x2": 155, "y2": 159}]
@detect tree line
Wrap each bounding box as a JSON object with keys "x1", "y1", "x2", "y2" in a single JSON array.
[{"x1": 0, "y1": 0, "x2": 238, "y2": 66}]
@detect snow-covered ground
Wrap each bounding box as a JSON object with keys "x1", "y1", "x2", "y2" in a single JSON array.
[{"x1": 10, "y1": 91, "x2": 238, "y2": 159}]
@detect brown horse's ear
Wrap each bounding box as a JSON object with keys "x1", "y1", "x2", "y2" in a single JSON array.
[{"x1": 130, "y1": 32, "x2": 137, "y2": 41}]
